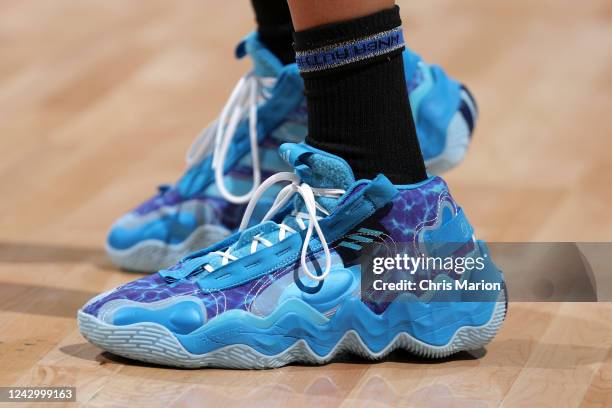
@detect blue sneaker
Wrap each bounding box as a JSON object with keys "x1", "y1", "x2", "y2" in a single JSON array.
[
  {"x1": 106, "y1": 35, "x2": 307, "y2": 271},
  {"x1": 106, "y1": 34, "x2": 478, "y2": 272},
  {"x1": 81, "y1": 143, "x2": 506, "y2": 369}
]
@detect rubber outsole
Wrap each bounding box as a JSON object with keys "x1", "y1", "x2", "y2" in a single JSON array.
[
  {"x1": 78, "y1": 291, "x2": 506, "y2": 369},
  {"x1": 106, "y1": 224, "x2": 231, "y2": 273}
]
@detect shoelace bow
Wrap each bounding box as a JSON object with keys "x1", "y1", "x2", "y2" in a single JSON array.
[
  {"x1": 185, "y1": 72, "x2": 276, "y2": 204},
  {"x1": 200, "y1": 172, "x2": 345, "y2": 281}
]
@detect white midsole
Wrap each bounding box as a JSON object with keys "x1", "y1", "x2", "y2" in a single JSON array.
[{"x1": 78, "y1": 291, "x2": 506, "y2": 369}]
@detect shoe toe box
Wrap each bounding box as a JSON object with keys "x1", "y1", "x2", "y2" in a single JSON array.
[{"x1": 81, "y1": 274, "x2": 207, "y2": 334}]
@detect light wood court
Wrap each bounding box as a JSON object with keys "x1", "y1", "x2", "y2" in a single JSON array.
[{"x1": 1, "y1": 1, "x2": 611, "y2": 406}]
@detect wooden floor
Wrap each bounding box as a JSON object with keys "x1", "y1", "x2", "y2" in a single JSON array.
[{"x1": 1, "y1": 1, "x2": 611, "y2": 406}]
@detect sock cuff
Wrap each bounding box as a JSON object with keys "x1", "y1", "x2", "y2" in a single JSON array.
[
  {"x1": 293, "y1": 6, "x2": 402, "y2": 51},
  {"x1": 293, "y1": 6, "x2": 404, "y2": 75}
]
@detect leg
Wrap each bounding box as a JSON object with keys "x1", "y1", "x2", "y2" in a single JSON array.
[{"x1": 287, "y1": 0, "x2": 427, "y2": 184}]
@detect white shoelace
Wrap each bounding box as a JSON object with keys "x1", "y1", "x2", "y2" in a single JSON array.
[
  {"x1": 185, "y1": 72, "x2": 276, "y2": 204},
  {"x1": 202, "y1": 172, "x2": 345, "y2": 281}
]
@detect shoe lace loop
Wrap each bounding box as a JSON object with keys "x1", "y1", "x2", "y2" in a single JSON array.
[
  {"x1": 205, "y1": 172, "x2": 345, "y2": 281},
  {"x1": 185, "y1": 72, "x2": 276, "y2": 204}
]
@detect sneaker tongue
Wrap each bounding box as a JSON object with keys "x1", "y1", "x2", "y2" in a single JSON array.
[
  {"x1": 236, "y1": 33, "x2": 284, "y2": 78},
  {"x1": 279, "y1": 143, "x2": 355, "y2": 190},
  {"x1": 278, "y1": 142, "x2": 356, "y2": 224}
]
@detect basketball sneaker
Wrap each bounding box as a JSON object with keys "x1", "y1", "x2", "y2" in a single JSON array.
[
  {"x1": 81, "y1": 143, "x2": 506, "y2": 369},
  {"x1": 106, "y1": 35, "x2": 306, "y2": 272},
  {"x1": 106, "y1": 34, "x2": 478, "y2": 272}
]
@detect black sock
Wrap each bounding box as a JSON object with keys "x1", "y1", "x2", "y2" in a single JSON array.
[
  {"x1": 250, "y1": 0, "x2": 295, "y2": 65},
  {"x1": 293, "y1": 6, "x2": 427, "y2": 184}
]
